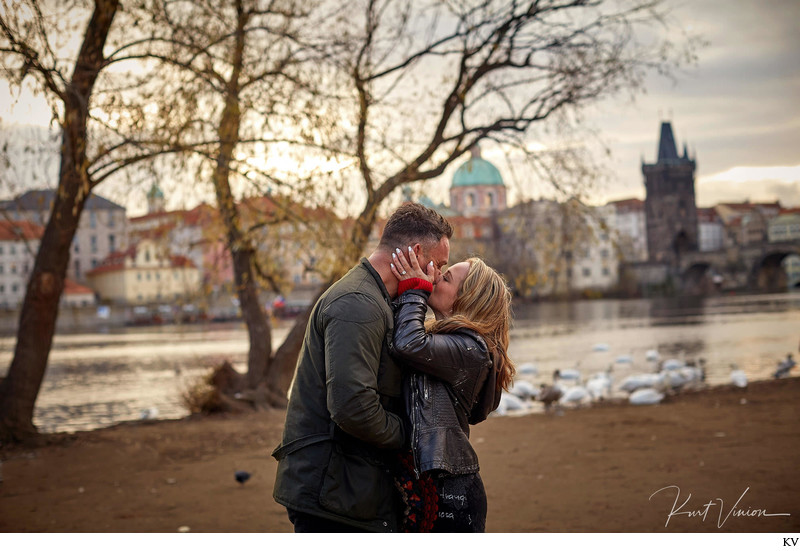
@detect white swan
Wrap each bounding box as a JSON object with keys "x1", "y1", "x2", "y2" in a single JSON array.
[
  {"x1": 619, "y1": 373, "x2": 664, "y2": 393},
  {"x1": 629, "y1": 388, "x2": 664, "y2": 405},
  {"x1": 729, "y1": 364, "x2": 747, "y2": 388},
  {"x1": 586, "y1": 366, "x2": 613, "y2": 400},
  {"x1": 661, "y1": 358, "x2": 685, "y2": 371},
  {"x1": 517, "y1": 362, "x2": 539, "y2": 376},
  {"x1": 559, "y1": 385, "x2": 590, "y2": 406},
  {"x1": 645, "y1": 349, "x2": 660, "y2": 362},
  {"x1": 554, "y1": 368, "x2": 581, "y2": 381},
  {"x1": 508, "y1": 379, "x2": 539, "y2": 400},
  {"x1": 592, "y1": 343, "x2": 610, "y2": 352},
  {"x1": 615, "y1": 354, "x2": 633, "y2": 365}
]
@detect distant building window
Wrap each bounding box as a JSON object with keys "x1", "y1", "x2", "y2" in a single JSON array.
[
  {"x1": 11, "y1": 264, "x2": 17, "y2": 274},
  {"x1": 488, "y1": 192, "x2": 495, "y2": 207},
  {"x1": 467, "y1": 193, "x2": 476, "y2": 208},
  {"x1": 601, "y1": 249, "x2": 609, "y2": 258},
  {"x1": 90, "y1": 211, "x2": 96, "y2": 229},
  {"x1": 91, "y1": 259, "x2": 98, "y2": 268},
  {"x1": 108, "y1": 212, "x2": 115, "y2": 228},
  {"x1": 145, "y1": 250, "x2": 151, "y2": 262},
  {"x1": 0, "y1": 265, "x2": 3, "y2": 274},
  {"x1": 602, "y1": 267, "x2": 610, "y2": 276},
  {"x1": 75, "y1": 260, "x2": 80, "y2": 278},
  {"x1": 23, "y1": 264, "x2": 29, "y2": 274},
  {"x1": 109, "y1": 234, "x2": 115, "y2": 251},
  {"x1": 146, "y1": 272, "x2": 151, "y2": 281},
  {"x1": 156, "y1": 272, "x2": 160, "y2": 280},
  {"x1": 137, "y1": 272, "x2": 142, "y2": 281},
  {"x1": 566, "y1": 267, "x2": 572, "y2": 278},
  {"x1": 0, "y1": 284, "x2": 4, "y2": 293},
  {"x1": 0, "y1": 246, "x2": 3, "y2": 255},
  {"x1": 582, "y1": 268, "x2": 591, "y2": 277},
  {"x1": 12, "y1": 284, "x2": 18, "y2": 293},
  {"x1": 10, "y1": 245, "x2": 16, "y2": 255},
  {"x1": 90, "y1": 235, "x2": 97, "y2": 253}
]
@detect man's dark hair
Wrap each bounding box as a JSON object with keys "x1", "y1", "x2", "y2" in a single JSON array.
[{"x1": 379, "y1": 202, "x2": 453, "y2": 251}]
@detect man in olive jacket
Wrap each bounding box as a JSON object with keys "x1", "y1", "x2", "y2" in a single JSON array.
[{"x1": 273, "y1": 203, "x2": 453, "y2": 532}]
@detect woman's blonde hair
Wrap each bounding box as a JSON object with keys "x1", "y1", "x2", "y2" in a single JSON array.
[{"x1": 426, "y1": 258, "x2": 515, "y2": 391}]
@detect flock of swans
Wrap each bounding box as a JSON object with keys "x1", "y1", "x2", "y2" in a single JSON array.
[{"x1": 493, "y1": 347, "x2": 797, "y2": 417}]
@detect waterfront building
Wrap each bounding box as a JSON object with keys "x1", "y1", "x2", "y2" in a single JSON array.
[
  {"x1": 642, "y1": 122, "x2": 698, "y2": 263},
  {"x1": 0, "y1": 189, "x2": 128, "y2": 283},
  {"x1": 768, "y1": 212, "x2": 800, "y2": 243},
  {"x1": 0, "y1": 220, "x2": 41, "y2": 308},
  {"x1": 607, "y1": 198, "x2": 648, "y2": 262},
  {"x1": 697, "y1": 207, "x2": 725, "y2": 252},
  {"x1": 86, "y1": 238, "x2": 200, "y2": 305}
]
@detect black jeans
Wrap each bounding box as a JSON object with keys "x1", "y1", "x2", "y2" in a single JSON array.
[{"x1": 286, "y1": 509, "x2": 368, "y2": 533}]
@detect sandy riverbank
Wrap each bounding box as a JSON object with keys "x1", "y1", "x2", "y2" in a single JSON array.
[{"x1": 1, "y1": 377, "x2": 798, "y2": 532}]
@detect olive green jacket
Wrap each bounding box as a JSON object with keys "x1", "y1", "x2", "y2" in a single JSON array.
[{"x1": 272, "y1": 258, "x2": 406, "y2": 532}]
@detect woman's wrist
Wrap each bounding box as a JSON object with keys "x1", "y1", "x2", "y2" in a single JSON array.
[{"x1": 398, "y1": 278, "x2": 433, "y2": 295}]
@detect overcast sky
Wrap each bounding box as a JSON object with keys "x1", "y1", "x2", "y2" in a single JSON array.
[
  {"x1": 468, "y1": 0, "x2": 800, "y2": 208},
  {"x1": 2, "y1": 0, "x2": 799, "y2": 212}
]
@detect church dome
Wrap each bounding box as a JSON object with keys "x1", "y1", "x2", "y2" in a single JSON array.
[
  {"x1": 452, "y1": 145, "x2": 504, "y2": 187},
  {"x1": 147, "y1": 183, "x2": 165, "y2": 199}
]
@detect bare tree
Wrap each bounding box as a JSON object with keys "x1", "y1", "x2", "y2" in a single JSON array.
[{"x1": 0, "y1": 0, "x2": 197, "y2": 441}]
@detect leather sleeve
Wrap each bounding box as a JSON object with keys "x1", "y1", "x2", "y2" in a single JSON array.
[
  {"x1": 322, "y1": 293, "x2": 405, "y2": 449},
  {"x1": 392, "y1": 290, "x2": 491, "y2": 389}
]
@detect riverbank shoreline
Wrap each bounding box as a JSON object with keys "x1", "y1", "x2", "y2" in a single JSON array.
[{"x1": 1, "y1": 376, "x2": 798, "y2": 532}]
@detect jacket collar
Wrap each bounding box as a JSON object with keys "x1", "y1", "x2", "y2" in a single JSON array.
[{"x1": 360, "y1": 257, "x2": 394, "y2": 307}]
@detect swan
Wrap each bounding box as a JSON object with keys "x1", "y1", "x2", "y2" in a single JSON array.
[
  {"x1": 661, "y1": 358, "x2": 685, "y2": 371},
  {"x1": 537, "y1": 384, "x2": 563, "y2": 412},
  {"x1": 494, "y1": 392, "x2": 528, "y2": 416},
  {"x1": 615, "y1": 354, "x2": 633, "y2": 365},
  {"x1": 645, "y1": 349, "x2": 660, "y2": 362},
  {"x1": 559, "y1": 385, "x2": 590, "y2": 406},
  {"x1": 629, "y1": 388, "x2": 664, "y2": 405},
  {"x1": 619, "y1": 373, "x2": 664, "y2": 393},
  {"x1": 592, "y1": 343, "x2": 610, "y2": 352},
  {"x1": 508, "y1": 379, "x2": 539, "y2": 400},
  {"x1": 517, "y1": 362, "x2": 539, "y2": 376},
  {"x1": 773, "y1": 354, "x2": 796, "y2": 379},
  {"x1": 729, "y1": 364, "x2": 747, "y2": 388},
  {"x1": 554, "y1": 368, "x2": 581, "y2": 381},
  {"x1": 586, "y1": 366, "x2": 613, "y2": 400}
]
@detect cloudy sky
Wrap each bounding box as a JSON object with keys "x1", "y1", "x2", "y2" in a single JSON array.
[
  {"x1": 2, "y1": 0, "x2": 799, "y2": 211},
  {"x1": 499, "y1": 0, "x2": 800, "y2": 208}
]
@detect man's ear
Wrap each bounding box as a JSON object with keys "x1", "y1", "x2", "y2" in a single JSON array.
[{"x1": 412, "y1": 243, "x2": 423, "y2": 256}]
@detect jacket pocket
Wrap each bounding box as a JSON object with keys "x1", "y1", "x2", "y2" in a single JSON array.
[{"x1": 319, "y1": 443, "x2": 395, "y2": 523}]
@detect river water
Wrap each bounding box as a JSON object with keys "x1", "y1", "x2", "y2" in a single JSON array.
[{"x1": 0, "y1": 292, "x2": 797, "y2": 433}]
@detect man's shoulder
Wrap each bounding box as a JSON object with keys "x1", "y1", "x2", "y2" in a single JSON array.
[{"x1": 320, "y1": 264, "x2": 389, "y2": 324}]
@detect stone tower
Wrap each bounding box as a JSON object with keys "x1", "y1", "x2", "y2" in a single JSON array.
[{"x1": 642, "y1": 122, "x2": 698, "y2": 264}]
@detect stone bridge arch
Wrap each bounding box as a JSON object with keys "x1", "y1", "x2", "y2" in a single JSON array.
[{"x1": 748, "y1": 246, "x2": 800, "y2": 292}]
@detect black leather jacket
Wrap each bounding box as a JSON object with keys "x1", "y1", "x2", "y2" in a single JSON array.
[{"x1": 392, "y1": 289, "x2": 501, "y2": 475}]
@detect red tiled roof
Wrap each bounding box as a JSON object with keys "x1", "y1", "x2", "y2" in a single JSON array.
[
  {"x1": 0, "y1": 220, "x2": 44, "y2": 240},
  {"x1": 63, "y1": 278, "x2": 94, "y2": 296},
  {"x1": 86, "y1": 243, "x2": 197, "y2": 277},
  {"x1": 608, "y1": 198, "x2": 644, "y2": 212}
]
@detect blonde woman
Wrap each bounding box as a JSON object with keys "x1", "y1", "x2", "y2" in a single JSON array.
[{"x1": 389, "y1": 247, "x2": 514, "y2": 532}]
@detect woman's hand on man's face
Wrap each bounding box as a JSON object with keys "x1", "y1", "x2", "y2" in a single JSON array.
[{"x1": 390, "y1": 246, "x2": 435, "y2": 283}]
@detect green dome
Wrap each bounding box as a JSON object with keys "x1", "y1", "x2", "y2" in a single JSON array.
[
  {"x1": 147, "y1": 183, "x2": 164, "y2": 199},
  {"x1": 452, "y1": 154, "x2": 504, "y2": 188}
]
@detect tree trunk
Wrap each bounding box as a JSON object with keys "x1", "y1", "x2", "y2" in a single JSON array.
[
  {"x1": 212, "y1": 0, "x2": 273, "y2": 390},
  {"x1": 0, "y1": 0, "x2": 120, "y2": 443}
]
